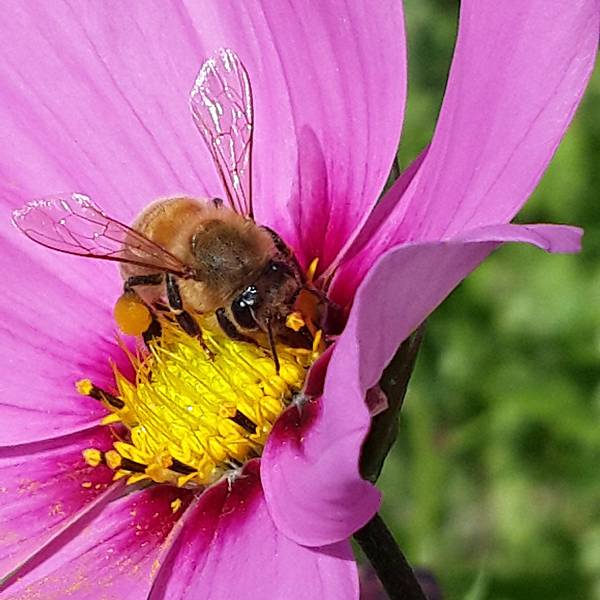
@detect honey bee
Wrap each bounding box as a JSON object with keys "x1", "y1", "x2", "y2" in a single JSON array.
[{"x1": 12, "y1": 48, "x2": 323, "y2": 370}]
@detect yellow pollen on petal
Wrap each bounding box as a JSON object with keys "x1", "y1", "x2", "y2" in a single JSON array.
[
  {"x1": 82, "y1": 448, "x2": 103, "y2": 468},
  {"x1": 79, "y1": 313, "x2": 318, "y2": 489}
]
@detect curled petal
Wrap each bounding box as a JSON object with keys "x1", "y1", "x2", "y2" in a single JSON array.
[
  {"x1": 150, "y1": 461, "x2": 358, "y2": 600},
  {"x1": 404, "y1": 0, "x2": 598, "y2": 239},
  {"x1": 262, "y1": 396, "x2": 380, "y2": 548},
  {"x1": 266, "y1": 223, "x2": 581, "y2": 546},
  {"x1": 324, "y1": 148, "x2": 427, "y2": 283},
  {"x1": 332, "y1": 220, "x2": 583, "y2": 306},
  {"x1": 451, "y1": 223, "x2": 582, "y2": 251}
]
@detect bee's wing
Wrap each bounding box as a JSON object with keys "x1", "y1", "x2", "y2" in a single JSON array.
[
  {"x1": 190, "y1": 48, "x2": 254, "y2": 219},
  {"x1": 12, "y1": 193, "x2": 189, "y2": 275}
]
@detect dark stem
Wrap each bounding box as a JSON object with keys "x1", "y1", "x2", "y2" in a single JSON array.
[
  {"x1": 360, "y1": 325, "x2": 426, "y2": 483},
  {"x1": 356, "y1": 325, "x2": 427, "y2": 598},
  {"x1": 354, "y1": 514, "x2": 427, "y2": 600}
]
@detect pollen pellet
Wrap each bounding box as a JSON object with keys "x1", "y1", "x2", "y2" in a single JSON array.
[{"x1": 114, "y1": 293, "x2": 152, "y2": 336}]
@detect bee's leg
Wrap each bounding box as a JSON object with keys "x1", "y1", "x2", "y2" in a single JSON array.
[
  {"x1": 265, "y1": 317, "x2": 281, "y2": 375},
  {"x1": 123, "y1": 273, "x2": 164, "y2": 292},
  {"x1": 215, "y1": 308, "x2": 258, "y2": 346},
  {"x1": 142, "y1": 313, "x2": 163, "y2": 347},
  {"x1": 212, "y1": 197, "x2": 224, "y2": 209},
  {"x1": 301, "y1": 285, "x2": 344, "y2": 335},
  {"x1": 153, "y1": 301, "x2": 171, "y2": 313},
  {"x1": 165, "y1": 273, "x2": 213, "y2": 357},
  {"x1": 165, "y1": 272, "x2": 198, "y2": 334}
]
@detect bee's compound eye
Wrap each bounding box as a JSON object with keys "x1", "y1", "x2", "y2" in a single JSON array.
[
  {"x1": 232, "y1": 288, "x2": 259, "y2": 330},
  {"x1": 240, "y1": 285, "x2": 258, "y2": 306},
  {"x1": 114, "y1": 293, "x2": 152, "y2": 336}
]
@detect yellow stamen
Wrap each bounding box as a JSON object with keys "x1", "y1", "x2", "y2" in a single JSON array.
[
  {"x1": 306, "y1": 257, "x2": 319, "y2": 282},
  {"x1": 104, "y1": 450, "x2": 122, "y2": 470},
  {"x1": 79, "y1": 313, "x2": 319, "y2": 488},
  {"x1": 76, "y1": 378, "x2": 93, "y2": 396},
  {"x1": 285, "y1": 256, "x2": 321, "y2": 334},
  {"x1": 100, "y1": 413, "x2": 122, "y2": 425},
  {"x1": 312, "y1": 329, "x2": 324, "y2": 354},
  {"x1": 286, "y1": 311, "x2": 306, "y2": 332}
]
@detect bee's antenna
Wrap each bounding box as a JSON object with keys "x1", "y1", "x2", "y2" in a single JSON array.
[{"x1": 265, "y1": 317, "x2": 280, "y2": 375}]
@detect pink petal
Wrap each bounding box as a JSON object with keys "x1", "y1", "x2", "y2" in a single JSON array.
[
  {"x1": 0, "y1": 0, "x2": 222, "y2": 443},
  {"x1": 150, "y1": 461, "x2": 358, "y2": 600},
  {"x1": 352, "y1": 0, "x2": 598, "y2": 255},
  {"x1": 0, "y1": 1, "x2": 218, "y2": 224},
  {"x1": 0, "y1": 221, "x2": 133, "y2": 445},
  {"x1": 182, "y1": 0, "x2": 407, "y2": 269},
  {"x1": 3, "y1": 485, "x2": 191, "y2": 599},
  {"x1": 324, "y1": 148, "x2": 427, "y2": 280},
  {"x1": 2, "y1": 1, "x2": 406, "y2": 272},
  {"x1": 0, "y1": 427, "x2": 117, "y2": 583},
  {"x1": 265, "y1": 223, "x2": 581, "y2": 546}
]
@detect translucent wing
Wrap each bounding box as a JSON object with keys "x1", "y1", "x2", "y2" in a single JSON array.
[
  {"x1": 12, "y1": 193, "x2": 189, "y2": 275},
  {"x1": 190, "y1": 48, "x2": 254, "y2": 218}
]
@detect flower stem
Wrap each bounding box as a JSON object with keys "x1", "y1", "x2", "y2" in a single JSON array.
[
  {"x1": 354, "y1": 513, "x2": 427, "y2": 600},
  {"x1": 356, "y1": 325, "x2": 427, "y2": 597},
  {"x1": 360, "y1": 325, "x2": 425, "y2": 483}
]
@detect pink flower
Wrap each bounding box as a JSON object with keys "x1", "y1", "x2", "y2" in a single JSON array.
[{"x1": 0, "y1": 1, "x2": 597, "y2": 599}]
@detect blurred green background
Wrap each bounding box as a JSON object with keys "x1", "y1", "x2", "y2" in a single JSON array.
[{"x1": 377, "y1": 2, "x2": 600, "y2": 599}]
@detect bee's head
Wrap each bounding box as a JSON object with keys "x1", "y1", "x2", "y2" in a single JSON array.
[{"x1": 230, "y1": 260, "x2": 299, "y2": 330}]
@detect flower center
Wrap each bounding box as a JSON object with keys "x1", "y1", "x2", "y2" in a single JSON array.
[{"x1": 79, "y1": 314, "x2": 320, "y2": 488}]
